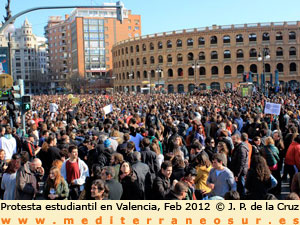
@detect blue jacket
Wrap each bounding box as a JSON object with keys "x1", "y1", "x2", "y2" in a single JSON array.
[{"x1": 207, "y1": 167, "x2": 236, "y2": 197}]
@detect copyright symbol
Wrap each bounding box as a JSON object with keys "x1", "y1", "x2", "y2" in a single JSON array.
[{"x1": 216, "y1": 202, "x2": 225, "y2": 211}]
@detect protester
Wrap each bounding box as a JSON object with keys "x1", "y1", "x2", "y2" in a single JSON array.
[
  {"x1": 61, "y1": 145, "x2": 89, "y2": 200},
  {"x1": 15, "y1": 158, "x2": 44, "y2": 200},
  {"x1": 44, "y1": 166, "x2": 69, "y2": 200},
  {"x1": 207, "y1": 153, "x2": 236, "y2": 198},
  {"x1": 1, "y1": 88, "x2": 299, "y2": 201}
]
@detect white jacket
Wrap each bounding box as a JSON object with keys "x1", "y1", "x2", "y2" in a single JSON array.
[{"x1": 61, "y1": 158, "x2": 89, "y2": 191}]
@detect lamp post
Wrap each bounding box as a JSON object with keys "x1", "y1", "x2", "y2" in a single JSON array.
[
  {"x1": 192, "y1": 60, "x2": 200, "y2": 92},
  {"x1": 156, "y1": 66, "x2": 162, "y2": 93},
  {"x1": 148, "y1": 70, "x2": 152, "y2": 94},
  {"x1": 257, "y1": 48, "x2": 270, "y2": 95}
]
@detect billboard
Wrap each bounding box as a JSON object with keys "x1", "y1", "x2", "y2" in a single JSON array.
[{"x1": 0, "y1": 47, "x2": 9, "y2": 74}]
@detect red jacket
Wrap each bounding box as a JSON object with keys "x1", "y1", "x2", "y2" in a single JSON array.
[{"x1": 285, "y1": 141, "x2": 300, "y2": 170}]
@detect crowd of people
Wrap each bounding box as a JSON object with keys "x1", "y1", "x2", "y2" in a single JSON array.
[{"x1": 0, "y1": 88, "x2": 300, "y2": 200}]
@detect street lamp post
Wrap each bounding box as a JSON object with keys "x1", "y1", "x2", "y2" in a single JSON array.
[
  {"x1": 258, "y1": 48, "x2": 270, "y2": 95},
  {"x1": 156, "y1": 66, "x2": 162, "y2": 93},
  {"x1": 192, "y1": 60, "x2": 200, "y2": 92}
]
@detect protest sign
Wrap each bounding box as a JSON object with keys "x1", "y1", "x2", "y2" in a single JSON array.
[{"x1": 264, "y1": 102, "x2": 281, "y2": 115}]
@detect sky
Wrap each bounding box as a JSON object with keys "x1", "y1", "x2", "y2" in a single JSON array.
[{"x1": 1, "y1": 0, "x2": 300, "y2": 37}]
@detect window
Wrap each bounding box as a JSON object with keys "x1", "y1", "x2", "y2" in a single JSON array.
[
  {"x1": 149, "y1": 42, "x2": 154, "y2": 50},
  {"x1": 224, "y1": 65, "x2": 231, "y2": 74},
  {"x1": 178, "y1": 68, "x2": 183, "y2": 76},
  {"x1": 177, "y1": 54, "x2": 183, "y2": 62},
  {"x1": 223, "y1": 35, "x2": 230, "y2": 43},
  {"x1": 158, "y1": 41, "x2": 163, "y2": 49},
  {"x1": 199, "y1": 52, "x2": 205, "y2": 60},
  {"x1": 264, "y1": 63, "x2": 271, "y2": 73},
  {"x1": 250, "y1": 64, "x2": 257, "y2": 73},
  {"x1": 150, "y1": 56, "x2": 155, "y2": 64},
  {"x1": 262, "y1": 32, "x2": 270, "y2": 41},
  {"x1": 142, "y1": 44, "x2": 146, "y2": 51},
  {"x1": 277, "y1": 63, "x2": 284, "y2": 72},
  {"x1": 289, "y1": 31, "x2": 296, "y2": 40},
  {"x1": 211, "y1": 51, "x2": 218, "y2": 59},
  {"x1": 289, "y1": 47, "x2": 296, "y2": 56},
  {"x1": 167, "y1": 40, "x2": 172, "y2": 48},
  {"x1": 187, "y1": 52, "x2": 194, "y2": 61},
  {"x1": 237, "y1": 65, "x2": 244, "y2": 74},
  {"x1": 136, "y1": 45, "x2": 139, "y2": 52},
  {"x1": 131, "y1": 59, "x2": 134, "y2": 66},
  {"x1": 276, "y1": 47, "x2": 283, "y2": 56},
  {"x1": 249, "y1": 48, "x2": 257, "y2": 57},
  {"x1": 290, "y1": 62, "x2": 297, "y2": 72},
  {"x1": 200, "y1": 67, "x2": 206, "y2": 75},
  {"x1": 210, "y1": 36, "x2": 217, "y2": 44},
  {"x1": 187, "y1": 38, "x2": 194, "y2": 46},
  {"x1": 176, "y1": 39, "x2": 182, "y2": 47},
  {"x1": 276, "y1": 32, "x2": 283, "y2": 41},
  {"x1": 137, "y1": 71, "x2": 141, "y2": 78},
  {"x1": 143, "y1": 57, "x2": 147, "y2": 65},
  {"x1": 158, "y1": 55, "x2": 163, "y2": 63},
  {"x1": 236, "y1": 49, "x2": 244, "y2": 58},
  {"x1": 136, "y1": 58, "x2": 140, "y2": 65},
  {"x1": 168, "y1": 69, "x2": 173, "y2": 77},
  {"x1": 198, "y1": 37, "x2": 205, "y2": 45},
  {"x1": 211, "y1": 66, "x2": 218, "y2": 75},
  {"x1": 224, "y1": 50, "x2": 231, "y2": 59},
  {"x1": 151, "y1": 70, "x2": 155, "y2": 78},
  {"x1": 249, "y1": 33, "x2": 257, "y2": 42},
  {"x1": 167, "y1": 54, "x2": 172, "y2": 63},
  {"x1": 130, "y1": 46, "x2": 134, "y2": 53},
  {"x1": 188, "y1": 67, "x2": 194, "y2": 76},
  {"x1": 143, "y1": 71, "x2": 148, "y2": 79}
]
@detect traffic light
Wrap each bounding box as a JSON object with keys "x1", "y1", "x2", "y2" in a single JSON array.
[
  {"x1": 116, "y1": 1, "x2": 124, "y2": 24},
  {"x1": 22, "y1": 95, "x2": 31, "y2": 112}
]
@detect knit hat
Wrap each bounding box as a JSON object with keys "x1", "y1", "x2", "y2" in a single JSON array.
[{"x1": 104, "y1": 139, "x2": 111, "y2": 148}]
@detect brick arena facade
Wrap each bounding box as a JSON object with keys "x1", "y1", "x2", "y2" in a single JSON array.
[{"x1": 112, "y1": 21, "x2": 300, "y2": 93}]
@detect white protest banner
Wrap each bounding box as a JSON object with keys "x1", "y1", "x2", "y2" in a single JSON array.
[
  {"x1": 103, "y1": 104, "x2": 113, "y2": 115},
  {"x1": 264, "y1": 102, "x2": 281, "y2": 115}
]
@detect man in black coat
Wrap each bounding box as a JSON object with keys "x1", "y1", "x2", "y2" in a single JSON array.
[
  {"x1": 131, "y1": 152, "x2": 152, "y2": 199},
  {"x1": 230, "y1": 134, "x2": 248, "y2": 197},
  {"x1": 101, "y1": 166, "x2": 123, "y2": 200},
  {"x1": 152, "y1": 161, "x2": 173, "y2": 200},
  {"x1": 140, "y1": 138, "x2": 160, "y2": 180}
]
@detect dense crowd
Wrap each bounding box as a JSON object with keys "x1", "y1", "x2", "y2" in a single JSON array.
[{"x1": 0, "y1": 89, "x2": 300, "y2": 200}]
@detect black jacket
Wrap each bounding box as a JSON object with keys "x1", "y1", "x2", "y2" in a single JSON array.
[
  {"x1": 140, "y1": 147, "x2": 160, "y2": 178},
  {"x1": 120, "y1": 175, "x2": 143, "y2": 200},
  {"x1": 106, "y1": 179, "x2": 123, "y2": 200},
  {"x1": 37, "y1": 146, "x2": 61, "y2": 176},
  {"x1": 152, "y1": 171, "x2": 171, "y2": 200},
  {"x1": 132, "y1": 161, "x2": 152, "y2": 199},
  {"x1": 230, "y1": 142, "x2": 248, "y2": 177}
]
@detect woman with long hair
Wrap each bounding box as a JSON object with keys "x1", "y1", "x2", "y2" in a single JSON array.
[
  {"x1": 1, "y1": 154, "x2": 21, "y2": 200},
  {"x1": 262, "y1": 137, "x2": 280, "y2": 188},
  {"x1": 119, "y1": 161, "x2": 142, "y2": 200},
  {"x1": 194, "y1": 151, "x2": 212, "y2": 199},
  {"x1": 44, "y1": 166, "x2": 69, "y2": 200},
  {"x1": 245, "y1": 155, "x2": 277, "y2": 199},
  {"x1": 216, "y1": 141, "x2": 229, "y2": 167},
  {"x1": 37, "y1": 135, "x2": 61, "y2": 179}
]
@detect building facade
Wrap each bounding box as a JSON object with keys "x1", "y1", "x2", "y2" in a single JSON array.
[
  {"x1": 45, "y1": 2, "x2": 141, "y2": 92},
  {"x1": 10, "y1": 19, "x2": 49, "y2": 94},
  {"x1": 112, "y1": 21, "x2": 300, "y2": 93}
]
